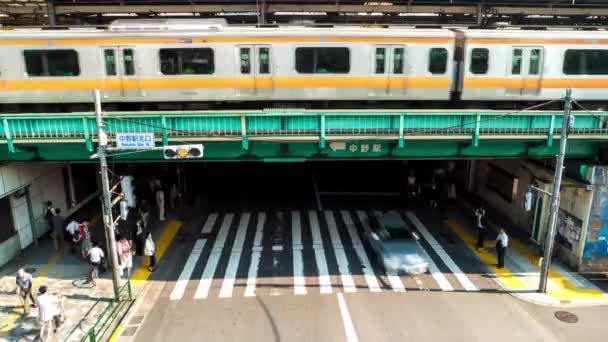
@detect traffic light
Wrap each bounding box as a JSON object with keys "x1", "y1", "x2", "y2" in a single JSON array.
[
  {"x1": 523, "y1": 189, "x2": 534, "y2": 212},
  {"x1": 163, "y1": 144, "x2": 204, "y2": 159}
]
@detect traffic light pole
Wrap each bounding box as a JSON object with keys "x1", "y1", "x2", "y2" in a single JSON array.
[
  {"x1": 538, "y1": 89, "x2": 573, "y2": 293},
  {"x1": 94, "y1": 89, "x2": 122, "y2": 300}
]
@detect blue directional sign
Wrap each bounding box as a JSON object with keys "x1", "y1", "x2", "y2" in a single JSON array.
[{"x1": 115, "y1": 133, "x2": 155, "y2": 149}]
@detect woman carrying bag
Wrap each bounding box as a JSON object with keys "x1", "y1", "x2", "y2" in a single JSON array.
[{"x1": 144, "y1": 232, "x2": 156, "y2": 272}]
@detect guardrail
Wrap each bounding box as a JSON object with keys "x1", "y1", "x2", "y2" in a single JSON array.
[
  {"x1": 1, "y1": 110, "x2": 608, "y2": 153},
  {"x1": 72, "y1": 281, "x2": 134, "y2": 342}
]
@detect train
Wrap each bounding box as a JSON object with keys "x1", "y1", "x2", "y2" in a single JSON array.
[{"x1": 1, "y1": 19, "x2": 607, "y2": 112}]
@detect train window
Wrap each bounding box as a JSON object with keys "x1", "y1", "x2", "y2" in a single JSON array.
[
  {"x1": 295, "y1": 47, "x2": 350, "y2": 74},
  {"x1": 375, "y1": 48, "x2": 386, "y2": 74},
  {"x1": 104, "y1": 50, "x2": 116, "y2": 76},
  {"x1": 24, "y1": 50, "x2": 80, "y2": 77},
  {"x1": 393, "y1": 48, "x2": 404, "y2": 74},
  {"x1": 123, "y1": 49, "x2": 135, "y2": 76},
  {"x1": 429, "y1": 48, "x2": 447, "y2": 74},
  {"x1": 160, "y1": 48, "x2": 214, "y2": 75},
  {"x1": 563, "y1": 49, "x2": 608, "y2": 75},
  {"x1": 259, "y1": 48, "x2": 270, "y2": 74},
  {"x1": 240, "y1": 48, "x2": 251, "y2": 74},
  {"x1": 529, "y1": 49, "x2": 542, "y2": 75},
  {"x1": 511, "y1": 49, "x2": 522, "y2": 75},
  {"x1": 470, "y1": 48, "x2": 489, "y2": 74}
]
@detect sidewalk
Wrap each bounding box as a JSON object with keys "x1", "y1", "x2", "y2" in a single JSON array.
[
  {"x1": 446, "y1": 200, "x2": 608, "y2": 307},
  {"x1": 0, "y1": 200, "x2": 183, "y2": 341}
]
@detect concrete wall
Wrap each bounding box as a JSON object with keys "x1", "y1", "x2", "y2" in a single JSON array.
[
  {"x1": 473, "y1": 160, "x2": 536, "y2": 233},
  {"x1": 0, "y1": 163, "x2": 98, "y2": 268},
  {"x1": 473, "y1": 160, "x2": 593, "y2": 270}
]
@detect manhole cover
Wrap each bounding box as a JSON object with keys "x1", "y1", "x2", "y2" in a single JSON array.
[
  {"x1": 129, "y1": 315, "x2": 144, "y2": 325},
  {"x1": 555, "y1": 311, "x2": 578, "y2": 323},
  {"x1": 121, "y1": 326, "x2": 139, "y2": 336}
]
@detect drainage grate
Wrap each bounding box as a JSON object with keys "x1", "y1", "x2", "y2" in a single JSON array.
[
  {"x1": 555, "y1": 311, "x2": 578, "y2": 323},
  {"x1": 121, "y1": 326, "x2": 139, "y2": 337},
  {"x1": 129, "y1": 315, "x2": 144, "y2": 325}
]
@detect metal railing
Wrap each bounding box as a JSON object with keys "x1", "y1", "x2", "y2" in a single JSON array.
[
  {"x1": 1, "y1": 110, "x2": 608, "y2": 153},
  {"x1": 72, "y1": 280, "x2": 134, "y2": 342}
]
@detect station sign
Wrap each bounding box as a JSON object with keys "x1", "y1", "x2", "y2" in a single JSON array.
[{"x1": 115, "y1": 132, "x2": 155, "y2": 149}]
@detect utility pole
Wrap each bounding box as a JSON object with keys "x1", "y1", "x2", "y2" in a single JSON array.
[
  {"x1": 538, "y1": 88, "x2": 573, "y2": 293},
  {"x1": 94, "y1": 89, "x2": 122, "y2": 300}
]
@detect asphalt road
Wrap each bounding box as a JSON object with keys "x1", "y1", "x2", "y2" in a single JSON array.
[{"x1": 119, "y1": 207, "x2": 608, "y2": 342}]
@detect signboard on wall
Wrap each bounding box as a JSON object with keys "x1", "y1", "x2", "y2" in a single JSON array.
[{"x1": 556, "y1": 209, "x2": 582, "y2": 251}]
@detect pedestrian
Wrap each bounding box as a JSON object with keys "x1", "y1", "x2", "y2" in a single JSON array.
[
  {"x1": 65, "y1": 219, "x2": 79, "y2": 254},
  {"x1": 429, "y1": 182, "x2": 439, "y2": 208},
  {"x1": 16, "y1": 268, "x2": 36, "y2": 314},
  {"x1": 496, "y1": 228, "x2": 509, "y2": 269},
  {"x1": 154, "y1": 179, "x2": 165, "y2": 221},
  {"x1": 135, "y1": 206, "x2": 148, "y2": 256},
  {"x1": 87, "y1": 241, "x2": 105, "y2": 282},
  {"x1": 44, "y1": 201, "x2": 55, "y2": 232},
  {"x1": 79, "y1": 219, "x2": 92, "y2": 258},
  {"x1": 144, "y1": 232, "x2": 156, "y2": 272},
  {"x1": 170, "y1": 183, "x2": 178, "y2": 210},
  {"x1": 51, "y1": 208, "x2": 66, "y2": 252},
  {"x1": 36, "y1": 285, "x2": 61, "y2": 341},
  {"x1": 474, "y1": 205, "x2": 487, "y2": 249},
  {"x1": 117, "y1": 234, "x2": 133, "y2": 279}
]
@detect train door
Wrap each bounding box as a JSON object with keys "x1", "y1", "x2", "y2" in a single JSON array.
[
  {"x1": 236, "y1": 45, "x2": 273, "y2": 97},
  {"x1": 99, "y1": 46, "x2": 142, "y2": 100},
  {"x1": 508, "y1": 47, "x2": 544, "y2": 96},
  {"x1": 371, "y1": 45, "x2": 406, "y2": 97}
]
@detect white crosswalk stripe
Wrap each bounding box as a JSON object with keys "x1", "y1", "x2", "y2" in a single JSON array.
[
  {"x1": 405, "y1": 211, "x2": 478, "y2": 291},
  {"x1": 309, "y1": 210, "x2": 333, "y2": 294},
  {"x1": 169, "y1": 239, "x2": 206, "y2": 300},
  {"x1": 219, "y1": 213, "x2": 251, "y2": 298},
  {"x1": 292, "y1": 211, "x2": 307, "y2": 295},
  {"x1": 325, "y1": 211, "x2": 356, "y2": 293},
  {"x1": 245, "y1": 213, "x2": 266, "y2": 297},
  {"x1": 194, "y1": 214, "x2": 235, "y2": 299},
  {"x1": 168, "y1": 210, "x2": 482, "y2": 300},
  {"x1": 341, "y1": 210, "x2": 381, "y2": 292}
]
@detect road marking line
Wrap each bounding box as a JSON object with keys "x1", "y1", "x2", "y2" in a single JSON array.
[
  {"x1": 245, "y1": 213, "x2": 266, "y2": 297},
  {"x1": 309, "y1": 211, "x2": 332, "y2": 294},
  {"x1": 325, "y1": 211, "x2": 356, "y2": 293},
  {"x1": 357, "y1": 211, "x2": 405, "y2": 292},
  {"x1": 219, "y1": 213, "x2": 250, "y2": 298},
  {"x1": 170, "y1": 239, "x2": 206, "y2": 300},
  {"x1": 336, "y1": 293, "x2": 360, "y2": 342},
  {"x1": 201, "y1": 213, "x2": 218, "y2": 234},
  {"x1": 292, "y1": 210, "x2": 307, "y2": 295},
  {"x1": 194, "y1": 214, "x2": 234, "y2": 299},
  {"x1": 406, "y1": 211, "x2": 478, "y2": 291},
  {"x1": 341, "y1": 210, "x2": 381, "y2": 292}
]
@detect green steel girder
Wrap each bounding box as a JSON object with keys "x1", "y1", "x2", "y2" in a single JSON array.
[{"x1": 0, "y1": 109, "x2": 607, "y2": 161}]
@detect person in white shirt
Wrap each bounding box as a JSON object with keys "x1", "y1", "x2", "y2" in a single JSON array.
[
  {"x1": 474, "y1": 206, "x2": 486, "y2": 249},
  {"x1": 36, "y1": 286, "x2": 60, "y2": 341},
  {"x1": 144, "y1": 232, "x2": 156, "y2": 272},
  {"x1": 496, "y1": 228, "x2": 509, "y2": 269},
  {"x1": 87, "y1": 242, "x2": 105, "y2": 282},
  {"x1": 65, "y1": 220, "x2": 80, "y2": 254}
]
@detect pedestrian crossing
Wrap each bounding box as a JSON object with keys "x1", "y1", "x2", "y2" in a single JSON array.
[{"x1": 167, "y1": 210, "x2": 492, "y2": 301}]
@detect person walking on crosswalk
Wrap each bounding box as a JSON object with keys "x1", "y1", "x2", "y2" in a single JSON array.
[
  {"x1": 496, "y1": 228, "x2": 509, "y2": 269},
  {"x1": 474, "y1": 205, "x2": 486, "y2": 249}
]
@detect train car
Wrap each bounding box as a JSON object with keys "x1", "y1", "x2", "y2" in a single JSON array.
[
  {"x1": 0, "y1": 19, "x2": 455, "y2": 111},
  {"x1": 460, "y1": 29, "x2": 608, "y2": 107}
]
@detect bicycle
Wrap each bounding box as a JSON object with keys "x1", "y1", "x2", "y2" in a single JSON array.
[{"x1": 90, "y1": 262, "x2": 100, "y2": 286}]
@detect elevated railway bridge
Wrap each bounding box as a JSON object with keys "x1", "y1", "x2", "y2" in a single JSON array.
[{"x1": 1, "y1": 109, "x2": 607, "y2": 161}]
